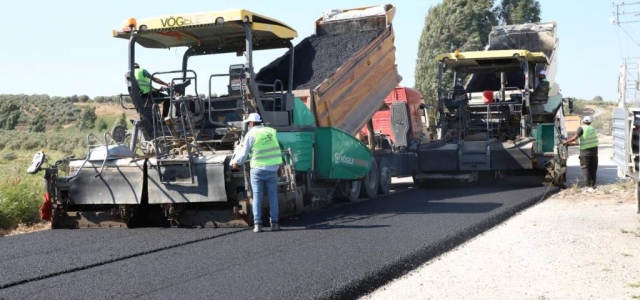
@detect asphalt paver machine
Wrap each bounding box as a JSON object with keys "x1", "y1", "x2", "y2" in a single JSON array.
[
  {"x1": 26, "y1": 6, "x2": 403, "y2": 229},
  {"x1": 413, "y1": 49, "x2": 568, "y2": 186}
]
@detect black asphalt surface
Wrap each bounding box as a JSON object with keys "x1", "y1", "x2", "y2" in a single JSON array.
[
  {"x1": 0, "y1": 227, "x2": 243, "y2": 289},
  {"x1": 0, "y1": 183, "x2": 557, "y2": 300},
  {"x1": 256, "y1": 29, "x2": 383, "y2": 90}
]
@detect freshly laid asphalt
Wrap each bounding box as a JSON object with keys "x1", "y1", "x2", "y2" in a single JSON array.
[{"x1": 0, "y1": 182, "x2": 557, "y2": 300}]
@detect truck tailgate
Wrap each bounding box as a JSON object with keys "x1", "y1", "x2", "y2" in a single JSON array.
[
  {"x1": 312, "y1": 26, "x2": 402, "y2": 135},
  {"x1": 256, "y1": 4, "x2": 402, "y2": 136}
]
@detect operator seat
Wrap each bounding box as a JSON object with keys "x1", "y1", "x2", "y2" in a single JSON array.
[{"x1": 531, "y1": 79, "x2": 550, "y2": 103}]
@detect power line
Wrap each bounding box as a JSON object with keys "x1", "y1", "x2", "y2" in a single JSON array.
[
  {"x1": 619, "y1": 23, "x2": 640, "y2": 45},
  {"x1": 613, "y1": 2, "x2": 640, "y2": 104}
]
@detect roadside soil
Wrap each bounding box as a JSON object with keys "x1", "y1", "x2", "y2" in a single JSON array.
[
  {"x1": 1, "y1": 221, "x2": 49, "y2": 237},
  {"x1": 361, "y1": 134, "x2": 640, "y2": 300}
]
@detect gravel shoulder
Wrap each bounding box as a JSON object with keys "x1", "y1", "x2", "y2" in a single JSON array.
[{"x1": 361, "y1": 135, "x2": 640, "y2": 300}]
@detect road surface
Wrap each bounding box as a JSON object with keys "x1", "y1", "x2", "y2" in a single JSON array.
[{"x1": 0, "y1": 181, "x2": 558, "y2": 300}]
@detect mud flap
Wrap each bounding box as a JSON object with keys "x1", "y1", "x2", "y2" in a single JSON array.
[{"x1": 391, "y1": 102, "x2": 409, "y2": 148}]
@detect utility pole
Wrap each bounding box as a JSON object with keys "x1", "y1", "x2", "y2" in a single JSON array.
[
  {"x1": 612, "y1": 2, "x2": 640, "y2": 106},
  {"x1": 613, "y1": 2, "x2": 640, "y2": 212}
]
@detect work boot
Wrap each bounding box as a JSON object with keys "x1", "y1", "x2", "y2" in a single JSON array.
[
  {"x1": 253, "y1": 224, "x2": 262, "y2": 233},
  {"x1": 271, "y1": 223, "x2": 280, "y2": 231}
]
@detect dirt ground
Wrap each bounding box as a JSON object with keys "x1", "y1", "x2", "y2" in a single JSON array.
[
  {"x1": 1, "y1": 221, "x2": 49, "y2": 237},
  {"x1": 74, "y1": 102, "x2": 137, "y2": 118},
  {"x1": 361, "y1": 135, "x2": 640, "y2": 300}
]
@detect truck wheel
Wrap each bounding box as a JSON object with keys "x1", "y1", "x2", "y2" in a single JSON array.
[
  {"x1": 360, "y1": 158, "x2": 379, "y2": 199},
  {"x1": 348, "y1": 181, "x2": 361, "y2": 201},
  {"x1": 377, "y1": 158, "x2": 391, "y2": 195}
]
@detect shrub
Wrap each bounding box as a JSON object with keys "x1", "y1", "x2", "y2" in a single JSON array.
[
  {"x1": 98, "y1": 119, "x2": 108, "y2": 132},
  {"x1": 3, "y1": 152, "x2": 17, "y2": 161},
  {"x1": 0, "y1": 174, "x2": 42, "y2": 231}
]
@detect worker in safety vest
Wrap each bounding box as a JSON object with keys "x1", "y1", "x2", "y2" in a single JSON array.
[
  {"x1": 133, "y1": 63, "x2": 173, "y2": 118},
  {"x1": 230, "y1": 113, "x2": 283, "y2": 232},
  {"x1": 563, "y1": 115, "x2": 599, "y2": 188},
  {"x1": 537, "y1": 69, "x2": 549, "y2": 87}
]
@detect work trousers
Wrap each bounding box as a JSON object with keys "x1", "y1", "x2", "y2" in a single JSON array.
[
  {"x1": 142, "y1": 91, "x2": 172, "y2": 118},
  {"x1": 579, "y1": 155, "x2": 598, "y2": 187},
  {"x1": 250, "y1": 168, "x2": 279, "y2": 225}
]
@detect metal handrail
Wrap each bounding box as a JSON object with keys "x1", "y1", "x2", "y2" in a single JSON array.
[
  {"x1": 150, "y1": 69, "x2": 199, "y2": 118},
  {"x1": 118, "y1": 93, "x2": 136, "y2": 110}
]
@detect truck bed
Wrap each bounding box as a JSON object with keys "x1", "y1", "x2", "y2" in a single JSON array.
[
  {"x1": 465, "y1": 22, "x2": 558, "y2": 94},
  {"x1": 256, "y1": 4, "x2": 402, "y2": 136}
]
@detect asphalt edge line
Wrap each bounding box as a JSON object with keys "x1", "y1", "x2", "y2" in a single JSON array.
[
  {"x1": 318, "y1": 186, "x2": 562, "y2": 300},
  {"x1": 0, "y1": 228, "x2": 247, "y2": 290}
]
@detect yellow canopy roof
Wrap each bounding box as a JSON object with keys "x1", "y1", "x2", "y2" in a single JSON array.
[
  {"x1": 111, "y1": 9, "x2": 297, "y2": 52},
  {"x1": 436, "y1": 50, "x2": 549, "y2": 70}
]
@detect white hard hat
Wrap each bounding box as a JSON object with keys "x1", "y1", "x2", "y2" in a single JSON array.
[
  {"x1": 243, "y1": 113, "x2": 261, "y2": 123},
  {"x1": 539, "y1": 70, "x2": 547, "y2": 75},
  {"x1": 583, "y1": 116, "x2": 592, "y2": 123}
]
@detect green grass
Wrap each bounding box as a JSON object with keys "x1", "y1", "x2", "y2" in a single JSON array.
[
  {"x1": 0, "y1": 153, "x2": 51, "y2": 231},
  {"x1": 0, "y1": 103, "x2": 130, "y2": 233}
]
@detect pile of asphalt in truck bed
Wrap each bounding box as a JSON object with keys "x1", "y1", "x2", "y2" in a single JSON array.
[{"x1": 255, "y1": 28, "x2": 385, "y2": 91}]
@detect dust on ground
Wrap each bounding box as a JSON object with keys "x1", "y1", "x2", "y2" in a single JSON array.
[
  {"x1": 361, "y1": 134, "x2": 640, "y2": 300},
  {"x1": 1, "y1": 221, "x2": 49, "y2": 237}
]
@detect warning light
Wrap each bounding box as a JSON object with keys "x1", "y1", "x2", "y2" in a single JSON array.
[
  {"x1": 128, "y1": 18, "x2": 137, "y2": 28},
  {"x1": 454, "y1": 50, "x2": 460, "y2": 57}
]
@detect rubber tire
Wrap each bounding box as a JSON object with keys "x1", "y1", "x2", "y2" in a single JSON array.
[
  {"x1": 360, "y1": 158, "x2": 379, "y2": 199},
  {"x1": 111, "y1": 125, "x2": 127, "y2": 143},
  {"x1": 377, "y1": 158, "x2": 392, "y2": 195},
  {"x1": 344, "y1": 180, "x2": 361, "y2": 202}
]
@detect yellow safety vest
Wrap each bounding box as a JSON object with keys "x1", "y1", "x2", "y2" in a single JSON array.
[
  {"x1": 248, "y1": 126, "x2": 283, "y2": 168},
  {"x1": 134, "y1": 69, "x2": 152, "y2": 94},
  {"x1": 579, "y1": 125, "x2": 599, "y2": 150}
]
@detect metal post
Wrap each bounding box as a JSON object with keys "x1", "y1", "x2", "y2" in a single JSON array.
[
  {"x1": 367, "y1": 119, "x2": 375, "y2": 150},
  {"x1": 636, "y1": 179, "x2": 640, "y2": 214},
  {"x1": 500, "y1": 72, "x2": 506, "y2": 102},
  {"x1": 242, "y1": 23, "x2": 267, "y2": 116},
  {"x1": 436, "y1": 64, "x2": 444, "y2": 129},
  {"x1": 287, "y1": 41, "x2": 294, "y2": 94},
  {"x1": 128, "y1": 33, "x2": 140, "y2": 99}
]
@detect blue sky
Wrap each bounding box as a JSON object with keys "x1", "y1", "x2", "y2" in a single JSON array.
[{"x1": 0, "y1": 0, "x2": 632, "y2": 102}]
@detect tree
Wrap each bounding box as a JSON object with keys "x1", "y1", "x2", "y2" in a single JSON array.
[
  {"x1": 592, "y1": 95, "x2": 603, "y2": 102},
  {"x1": 94, "y1": 96, "x2": 105, "y2": 103},
  {"x1": 76, "y1": 106, "x2": 97, "y2": 130},
  {"x1": 78, "y1": 95, "x2": 90, "y2": 102},
  {"x1": 414, "y1": 0, "x2": 496, "y2": 124},
  {"x1": 114, "y1": 112, "x2": 128, "y2": 129},
  {"x1": 70, "y1": 94, "x2": 79, "y2": 103},
  {"x1": 29, "y1": 113, "x2": 47, "y2": 132},
  {"x1": 493, "y1": 0, "x2": 541, "y2": 25},
  {"x1": 97, "y1": 119, "x2": 108, "y2": 132}
]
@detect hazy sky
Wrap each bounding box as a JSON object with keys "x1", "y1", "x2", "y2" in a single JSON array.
[{"x1": 0, "y1": 0, "x2": 632, "y2": 102}]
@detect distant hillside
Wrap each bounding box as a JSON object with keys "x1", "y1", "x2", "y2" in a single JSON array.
[{"x1": 0, "y1": 94, "x2": 136, "y2": 132}]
